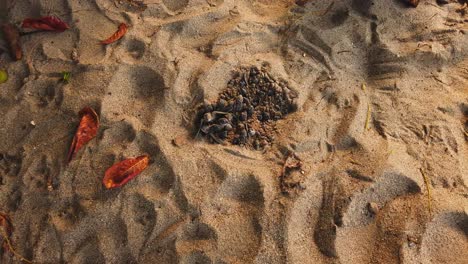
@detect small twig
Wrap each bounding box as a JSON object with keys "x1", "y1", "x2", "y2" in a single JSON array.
[
  {"x1": 320, "y1": 2, "x2": 335, "y2": 16},
  {"x1": 195, "y1": 119, "x2": 203, "y2": 139},
  {"x1": 25, "y1": 38, "x2": 43, "y2": 77},
  {"x1": 364, "y1": 103, "x2": 371, "y2": 131},
  {"x1": 0, "y1": 228, "x2": 33, "y2": 264},
  {"x1": 212, "y1": 111, "x2": 229, "y2": 115},
  {"x1": 337, "y1": 50, "x2": 351, "y2": 54},
  {"x1": 419, "y1": 168, "x2": 432, "y2": 217},
  {"x1": 315, "y1": 93, "x2": 327, "y2": 108}
]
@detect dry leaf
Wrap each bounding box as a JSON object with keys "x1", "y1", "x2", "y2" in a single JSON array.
[
  {"x1": 67, "y1": 107, "x2": 99, "y2": 163},
  {"x1": 1, "y1": 24, "x2": 22, "y2": 60},
  {"x1": 101, "y1": 23, "x2": 128, "y2": 45},
  {"x1": 0, "y1": 212, "x2": 13, "y2": 252},
  {"x1": 21, "y1": 16, "x2": 70, "y2": 32},
  {"x1": 103, "y1": 155, "x2": 149, "y2": 189},
  {"x1": 279, "y1": 152, "x2": 304, "y2": 194},
  {"x1": 405, "y1": 0, "x2": 419, "y2": 7}
]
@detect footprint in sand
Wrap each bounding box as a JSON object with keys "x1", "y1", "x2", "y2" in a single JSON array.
[
  {"x1": 206, "y1": 173, "x2": 264, "y2": 263},
  {"x1": 162, "y1": 0, "x2": 189, "y2": 13},
  {"x1": 101, "y1": 65, "x2": 166, "y2": 128}
]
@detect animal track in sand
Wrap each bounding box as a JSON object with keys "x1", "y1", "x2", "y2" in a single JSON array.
[
  {"x1": 124, "y1": 38, "x2": 146, "y2": 60},
  {"x1": 114, "y1": 38, "x2": 147, "y2": 63}
]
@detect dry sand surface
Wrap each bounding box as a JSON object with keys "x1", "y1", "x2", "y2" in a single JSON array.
[{"x1": 0, "y1": 0, "x2": 468, "y2": 263}]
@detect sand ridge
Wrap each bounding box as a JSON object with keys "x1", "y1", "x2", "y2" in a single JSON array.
[{"x1": 0, "y1": 0, "x2": 467, "y2": 263}]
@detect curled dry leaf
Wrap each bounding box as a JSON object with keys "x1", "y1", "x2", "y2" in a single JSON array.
[
  {"x1": 101, "y1": 23, "x2": 128, "y2": 45},
  {"x1": 103, "y1": 155, "x2": 150, "y2": 189},
  {"x1": 21, "y1": 16, "x2": 70, "y2": 32},
  {"x1": 279, "y1": 152, "x2": 304, "y2": 194},
  {"x1": 67, "y1": 107, "x2": 99, "y2": 163},
  {"x1": 405, "y1": 0, "x2": 419, "y2": 7},
  {"x1": 0, "y1": 212, "x2": 13, "y2": 252},
  {"x1": 1, "y1": 24, "x2": 22, "y2": 60}
]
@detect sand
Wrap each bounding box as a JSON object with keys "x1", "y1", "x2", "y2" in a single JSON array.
[{"x1": 0, "y1": 0, "x2": 467, "y2": 263}]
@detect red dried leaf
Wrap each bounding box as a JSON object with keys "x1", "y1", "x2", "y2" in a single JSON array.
[
  {"x1": 1, "y1": 24, "x2": 22, "y2": 60},
  {"x1": 101, "y1": 23, "x2": 128, "y2": 45},
  {"x1": 21, "y1": 16, "x2": 70, "y2": 32},
  {"x1": 67, "y1": 107, "x2": 99, "y2": 163},
  {"x1": 0, "y1": 212, "x2": 13, "y2": 252},
  {"x1": 103, "y1": 155, "x2": 149, "y2": 189}
]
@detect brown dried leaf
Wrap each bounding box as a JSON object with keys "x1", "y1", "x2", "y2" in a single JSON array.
[
  {"x1": 103, "y1": 155, "x2": 150, "y2": 189},
  {"x1": 0, "y1": 212, "x2": 13, "y2": 252},
  {"x1": 101, "y1": 23, "x2": 128, "y2": 45},
  {"x1": 67, "y1": 107, "x2": 99, "y2": 163},
  {"x1": 1, "y1": 24, "x2": 22, "y2": 60}
]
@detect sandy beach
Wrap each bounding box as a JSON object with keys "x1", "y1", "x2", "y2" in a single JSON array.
[{"x1": 0, "y1": 0, "x2": 467, "y2": 263}]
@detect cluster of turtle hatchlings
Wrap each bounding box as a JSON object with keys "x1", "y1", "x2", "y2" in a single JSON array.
[{"x1": 196, "y1": 66, "x2": 298, "y2": 149}]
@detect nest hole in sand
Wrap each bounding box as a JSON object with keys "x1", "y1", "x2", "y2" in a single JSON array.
[{"x1": 195, "y1": 66, "x2": 298, "y2": 149}]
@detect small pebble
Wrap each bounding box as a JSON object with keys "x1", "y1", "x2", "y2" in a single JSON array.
[
  {"x1": 240, "y1": 111, "x2": 247, "y2": 121},
  {"x1": 218, "y1": 118, "x2": 229, "y2": 124},
  {"x1": 172, "y1": 135, "x2": 188, "y2": 147},
  {"x1": 219, "y1": 131, "x2": 228, "y2": 139},
  {"x1": 367, "y1": 202, "x2": 379, "y2": 215},
  {"x1": 407, "y1": 234, "x2": 419, "y2": 247},
  {"x1": 217, "y1": 99, "x2": 227, "y2": 110},
  {"x1": 204, "y1": 112, "x2": 214, "y2": 123}
]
